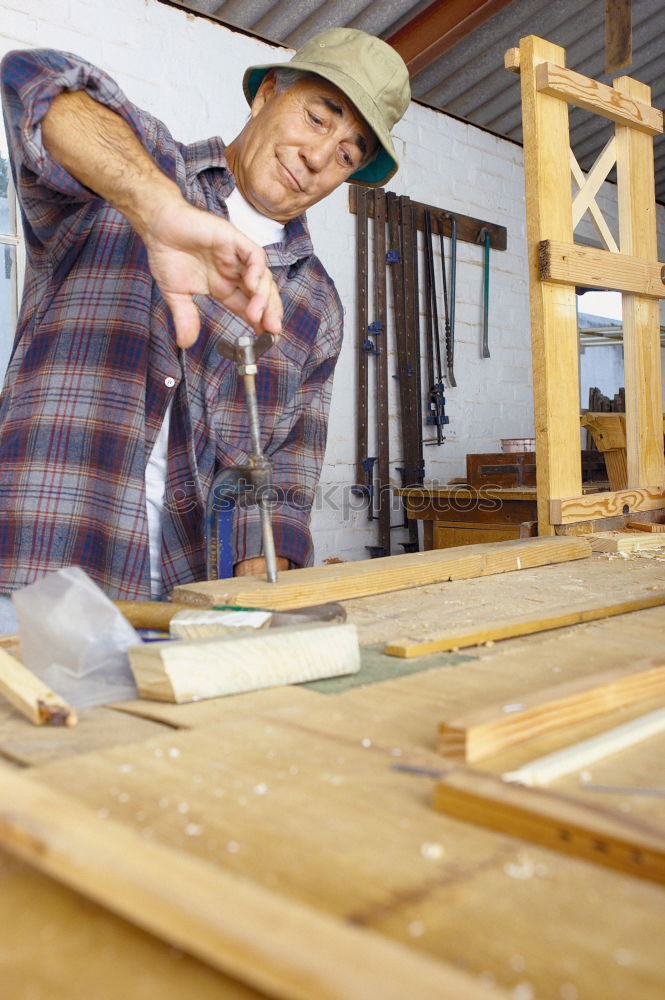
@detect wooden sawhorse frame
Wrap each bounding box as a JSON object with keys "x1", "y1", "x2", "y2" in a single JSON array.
[{"x1": 506, "y1": 35, "x2": 665, "y2": 535}]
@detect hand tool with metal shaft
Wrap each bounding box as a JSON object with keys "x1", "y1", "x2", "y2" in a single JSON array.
[
  {"x1": 441, "y1": 214, "x2": 457, "y2": 387},
  {"x1": 206, "y1": 331, "x2": 278, "y2": 584},
  {"x1": 478, "y1": 227, "x2": 491, "y2": 359}
]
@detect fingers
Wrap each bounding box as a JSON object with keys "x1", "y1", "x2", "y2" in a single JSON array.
[
  {"x1": 245, "y1": 267, "x2": 283, "y2": 339},
  {"x1": 165, "y1": 294, "x2": 201, "y2": 349}
]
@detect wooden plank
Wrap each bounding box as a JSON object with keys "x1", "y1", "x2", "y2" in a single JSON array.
[
  {"x1": 0, "y1": 648, "x2": 77, "y2": 727},
  {"x1": 503, "y1": 708, "x2": 665, "y2": 787},
  {"x1": 517, "y1": 36, "x2": 581, "y2": 535},
  {"x1": 434, "y1": 766, "x2": 665, "y2": 886},
  {"x1": 436, "y1": 658, "x2": 665, "y2": 762},
  {"x1": 605, "y1": 0, "x2": 633, "y2": 74},
  {"x1": 0, "y1": 702, "x2": 168, "y2": 767},
  {"x1": 348, "y1": 186, "x2": 506, "y2": 251},
  {"x1": 127, "y1": 623, "x2": 361, "y2": 704},
  {"x1": 171, "y1": 537, "x2": 592, "y2": 610},
  {"x1": 538, "y1": 240, "x2": 665, "y2": 298},
  {"x1": 534, "y1": 62, "x2": 662, "y2": 135},
  {"x1": 0, "y1": 766, "x2": 502, "y2": 1000},
  {"x1": 384, "y1": 593, "x2": 665, "y2": 659},
  {"x1": 551, "y1": 486, "x2": 665, "y2": 524},
  {"x1": 569, "y1": 145, "x2": 619, "y2": 252},
  {"x1": 0, "y1": 851, "x2": 262, "y2": 1000},
  {"x1": 615, "y1": 75, "x2": 665, "y2": 490},
  {"x1": 111, "y1": 685, "x2": 321, "y2": 729}
]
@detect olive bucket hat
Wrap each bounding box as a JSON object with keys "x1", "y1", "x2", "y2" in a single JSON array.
[{"x1": 243, "y1": 27, "x2": 411, "y2": 187}]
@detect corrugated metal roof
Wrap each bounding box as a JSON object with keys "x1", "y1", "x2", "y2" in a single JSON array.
[{"x1": 174, "y1": 0, "x2": 665, "y2": 203}]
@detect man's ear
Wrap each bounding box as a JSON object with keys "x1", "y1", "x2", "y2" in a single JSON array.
[{"x1": 250, "y1": 70, "x2": 278, "y2": 118}]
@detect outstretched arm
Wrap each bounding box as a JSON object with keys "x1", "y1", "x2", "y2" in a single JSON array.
[{"x1": 41, "y1": 90, "x2": 282, "y2": 348}]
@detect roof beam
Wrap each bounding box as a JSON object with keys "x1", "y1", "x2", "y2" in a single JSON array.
[{"x1": 386, "y1": 0, "x2": 514, "y2": 77}]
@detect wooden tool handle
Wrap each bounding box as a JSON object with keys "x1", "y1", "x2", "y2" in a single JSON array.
[{"x1": 113, "y1": 601, "x2": 190, "y2": 631}]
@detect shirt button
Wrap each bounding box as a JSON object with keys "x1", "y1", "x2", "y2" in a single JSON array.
[{"x1": 164, "y1": 376, "x2": 176, "y2": 388}]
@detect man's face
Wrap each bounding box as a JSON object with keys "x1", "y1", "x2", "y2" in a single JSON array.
[{"x1": 227, "y1": 74, "x2": 377, "y2": 223}]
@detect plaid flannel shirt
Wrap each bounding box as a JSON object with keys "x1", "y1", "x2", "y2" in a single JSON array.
[{"x1": 0, "y1": 49, "x2": 343, "y2": 599}]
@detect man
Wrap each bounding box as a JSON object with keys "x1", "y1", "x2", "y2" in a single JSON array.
[{"x1": 0, "y1": 28, "x2": 410, "y2": 630}]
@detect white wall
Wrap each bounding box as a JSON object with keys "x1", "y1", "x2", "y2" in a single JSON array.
[{"x1": 1, "y1": 0, "x2": 663, "y2": 563}]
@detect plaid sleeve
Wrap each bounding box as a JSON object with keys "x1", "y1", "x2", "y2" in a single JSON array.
[
  {"x1": 0, "y1": 48, "x2": 183, "y2": 250},
  {"x1": 232, "y1": 290, "x2": 343, "y2": 570}
]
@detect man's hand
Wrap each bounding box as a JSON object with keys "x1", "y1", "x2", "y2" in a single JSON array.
[
  {"x1": 42, "y1": 91, "x2": 283, "y2": 348},
  {"x1": 142, "y1": 200, "x2": 283, "y2": 348},
  {"x1": 234, "y1": 556, "x2": 290, "y2": 577}
]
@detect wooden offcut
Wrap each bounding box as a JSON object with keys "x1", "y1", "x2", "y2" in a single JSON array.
[
  {"x1": 503, "y1": 708, "x2": 665, "y2": 787},
  {"x1": 128, "y1": 622, "x2": 361, "y2": 703},
  {"x1": 434, "y1": 766, "x2": 665, "y2": 886},
  {"x1": 0, "y1": 648, "x2": 77, "y2": 727},
  {"x1": 384, "y1": 592, "x2": 665, "y2": 658},
  {"x1": 587, "y1": 531, "x2": 665, "y2": 553},
  {"x1": 0, "y1": 766, "x2": 500, "y2": 1000},
  {"x1": 172, "y1": 537, "x2": 591, "y2": 611},
  {"x1": 437, "y1": 658, "x2": 665, "y2": 762}
]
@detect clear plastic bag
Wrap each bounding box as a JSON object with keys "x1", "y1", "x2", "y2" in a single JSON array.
[{"x1": 13, "y1": 567, "x2": 141, "y2": 709}]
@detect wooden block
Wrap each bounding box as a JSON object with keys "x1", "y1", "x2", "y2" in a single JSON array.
[
  {"x1": 434, "y1": 766, "x2": 665, "y2": 886},
  {"x1": 0, "y1": 648, "x2": 77, "y2": 727},
  {"x1": 385, "y1": 593, "x2": 665, "y2": 659},
  {"x1": 172, "y1": 537, "x2": 592, "y2": 610},
  {"x1": 534, "y1": 62, "x2": 662, "y2": 135},
  {"x1": 551, "y1": 486, "x2": 665, "y2": 524},
  {"x1": 0, "y1": 765, "x2": 502, "y2": 1000},
  {"x1": 587, "y1": 531, "x2": 665, "y2": 553},
  {"x1": 539, "y1": 240, "x2": 665, "y2": 298},
  {"x1": 626, "y1": 520, "x2": 665, "y2": 532},
  {"x1": 128, "y1": 623, "x2": 361, "y2": 703},
  {"x1": 436, "y1": 659, "x2": 665, "y2": 763}
]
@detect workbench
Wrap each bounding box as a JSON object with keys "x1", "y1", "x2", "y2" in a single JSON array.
[
  {"x1": 2, "y1": 550, "x2": 665, "y2": 999},
  {"x1": 398, "y1": 484, "x2": 539, "y2": 548}
]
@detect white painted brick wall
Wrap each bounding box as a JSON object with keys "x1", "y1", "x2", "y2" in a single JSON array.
[{"x1": 1, "y1": 0, "x2": 664, "y2": 563}]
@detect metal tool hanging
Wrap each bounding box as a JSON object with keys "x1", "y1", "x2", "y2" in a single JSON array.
[
  {"x1": 478, "y1": 226, "x2": 491, "y2": 359},
  {"x1": 423, "y1": 208, "x2": 448, "y2": 446},
  {"x1": 441, "y1": 214, "x2": 457, "y2": 387}
]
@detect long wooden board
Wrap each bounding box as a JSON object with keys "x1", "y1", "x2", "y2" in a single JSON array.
[
  {"x1": 539, "y1": 240, "x2": 665, "y2": 298},
  {"x1": 534, "y1": 61, "x2": 663, "y2": 134},
  {"x1": 172, "y1": 537, "x2": 591, "y2": 611},
  {"x1": 384, "y1": 592, "x2": 665, "y2": 658},
  {"x1": 437, "y1": 658, "x2": 665, "y2": 763},
  {"x1": 434, "y1": 767, "x2": 665, "y2": 886},
  {"x1": 503, "y1": 708, "x2": 665, "y2": 787},
  {"x1": 0, "y1": 765, "x2": 504, "y2": 1000}
]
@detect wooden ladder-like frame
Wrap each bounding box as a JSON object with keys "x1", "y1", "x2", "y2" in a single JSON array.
[{"x1": 506, "y1": 35, "x2": 665, "y2": 535}]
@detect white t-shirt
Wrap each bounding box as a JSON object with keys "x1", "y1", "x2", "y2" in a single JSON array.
[{"x1": 145, "y1": 187, "x2": 285, "y2": 596}]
